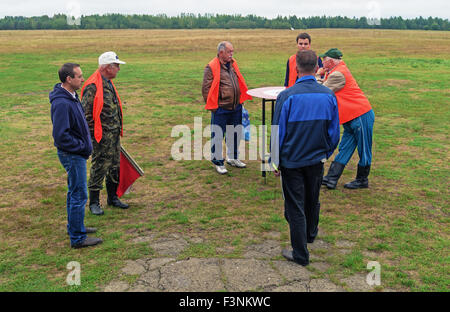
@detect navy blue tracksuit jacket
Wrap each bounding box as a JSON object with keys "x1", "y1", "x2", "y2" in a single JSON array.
[
  {"x1": 50, "y1": 83, "x2": 93, "y2": 159},
  {"x1": 270, "y1": 76, "x2": 340, "y2": 170}
]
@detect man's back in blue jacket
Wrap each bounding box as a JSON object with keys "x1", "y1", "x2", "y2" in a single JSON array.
[{"x1": 271, "y1": 75, "x2": 340, "y2": 169}]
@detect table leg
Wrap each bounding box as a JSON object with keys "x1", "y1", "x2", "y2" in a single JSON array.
[
  {"x1": 262, "y1": 98, "x2": 266, "y2": 182},
  {"x1": 271, "y1": 100, "x2": 275, "y2": 124}
]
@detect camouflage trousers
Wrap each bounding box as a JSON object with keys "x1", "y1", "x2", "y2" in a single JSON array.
[{"x1": 88, "y1": 128, "x2": 121, "y2": 191}]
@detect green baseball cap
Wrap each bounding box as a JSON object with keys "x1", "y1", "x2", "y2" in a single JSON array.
[{"x1": 319, "y1": 48, "x2": 343, "y2": 59}]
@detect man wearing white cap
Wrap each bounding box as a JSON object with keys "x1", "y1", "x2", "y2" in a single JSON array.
[{"x1": 81, "y1": 51, "x2": 129, "y2": 215}]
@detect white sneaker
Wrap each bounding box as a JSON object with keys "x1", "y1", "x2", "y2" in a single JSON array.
[
  {"x1": 226, "y1": 159, "x2": 246, "y2": 168},
  {"x1": 215, "y1": 165, "x2": 228, "y2": 174}
]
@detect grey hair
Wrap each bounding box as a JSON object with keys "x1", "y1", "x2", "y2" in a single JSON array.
[{"x1": 217, "y1": 41, "x2": 231, "y2": 53}]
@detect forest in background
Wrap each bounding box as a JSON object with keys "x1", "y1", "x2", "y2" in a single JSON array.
[{"x1": 0, "y1": 13, "x2": 448, "y2": 31}]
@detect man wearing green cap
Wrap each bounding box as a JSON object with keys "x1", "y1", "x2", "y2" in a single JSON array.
[{"x1": 316, "y1": 48, "x2": 375, "y2": 189}]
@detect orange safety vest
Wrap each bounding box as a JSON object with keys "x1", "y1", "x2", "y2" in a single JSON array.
[
  {"x1": 81, "y1": 69, "x2": 123, "y2": 143},
  {"x1": 326, "y1": 61, "x2": 372, "y2": 124},
  {"x1": 205, "y1": 57, "x2": 252, "y2": 110},
  {"x1": 287, "y1": 54, "x2": 298, "y2": 88}
]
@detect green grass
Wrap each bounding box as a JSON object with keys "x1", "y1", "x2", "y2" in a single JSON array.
[{"x1": 0, "y1": 28, "x2": 448, "y2": 292}]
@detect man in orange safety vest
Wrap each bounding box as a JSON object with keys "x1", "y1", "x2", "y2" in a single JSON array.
[
  {"x1": 317, "y1": 48, "x2": 375, "y2": 190},
  {"x1": 202, "y1": 41, "x2": 252, "y2": 175}
]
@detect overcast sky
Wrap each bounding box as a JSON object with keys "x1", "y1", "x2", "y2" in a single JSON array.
[{"x1": 1, "y1": 0, "x2": 448, "y2": 19}]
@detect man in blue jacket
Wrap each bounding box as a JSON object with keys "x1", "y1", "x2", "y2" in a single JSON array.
[
  {"x1": 50, "y1": 63, "x2": 103, "y2": 249},
  {"x1": 271, "y1": 50, "x2": 340, "y2": 266}
]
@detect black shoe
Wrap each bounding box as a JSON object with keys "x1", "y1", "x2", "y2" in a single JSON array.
[
  {"x1": 106, "y1": 181, "x2": 129, "y2": 209},
  {"x1": 71, "y1": 237, "x2": 103, "y2": 249},
  {"x1": 107, "y1": 197, "x2": 129, "y2": 209},
  {"x1": 89, "y1": 190, "x2": 104, "y2": 215},
  {"x1": 344, "y1": 165, "x2": 370, "y2": 189},
  {"x1": 322, "y1": 161, "x2": 345, "y2": 189},
  {"x1": 282, "y1": 249, "x2": 308, "y2": 266},
  {"x1": 282, "y1": 249, "x2": 295, "y2": 261}
]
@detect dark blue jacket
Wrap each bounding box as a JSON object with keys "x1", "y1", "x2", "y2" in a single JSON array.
[
  {"x1": 270, "y1": 76, "x2": 340, "y2": 169},
  {"x1": 50, "y1": 83, "x2": 93, "y2": 159}
]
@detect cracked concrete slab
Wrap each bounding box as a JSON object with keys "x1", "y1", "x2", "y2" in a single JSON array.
[
  {"x1": 309, "y1": 279, "x2": 345, "y2": 292},
  {"x1": 104, "y1": 281, "x2": 130, "y2": 292},
  {"x1": 341, "y1": 274, "x2": 375, "y2": 292},
  {"x1": 146, "y1": 257, "x2": 175, "y2": 271},
  {"x1": 272, "y1": 282, "x2": 309, "y2": 292},
  {"x1": 128, "y1": 284, "x2": 161, "y2": 292},
  {"x1": 222, "y1": 258, "x2": 283, "y2": 291},
  {"x1": 150, "y1": 237, "x2": 188, "y2": 257},
  {"x1": 310, "y1": 262, "x2": 331, "y2": 272},
  {"x1": 121, "y1": 260, "x2": 147, "y2": 275},
  {"x1": 243, "y1": 240, "x2": 282, "y2": 259},
  {"x1": 308, "y1": 239, "x2": 331, "y2": 251},
  {"x1": 159, "y1": 258, "x2": 224, "y2": 292},
  {"x1": 107, "y1": 235, "x2": 393, "y2": 292},
  {"x1": 137, "y1": 269, "x2": 161, "y2": 289},
  {"x1": 272, "y1": 260, "x2": 311, "y2": 282},
  {"x1": 131, "y1": 235, "x2": 156, "y2": 244}
]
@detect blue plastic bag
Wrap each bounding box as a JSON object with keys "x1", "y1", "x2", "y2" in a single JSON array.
[{"x1": 242, "y1": 107, "x2": 250, "y2": 141}]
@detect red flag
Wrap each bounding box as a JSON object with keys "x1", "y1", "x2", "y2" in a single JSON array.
[{"x1": 117, "y1": 146, "x2": 144, "y2": 198}]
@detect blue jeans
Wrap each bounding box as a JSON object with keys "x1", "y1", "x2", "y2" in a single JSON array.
[
  {"x1": 57, "y1": 150, "x2": 88, "y2": 246},
  {"x1": 211, "y1": 104, "x2": 243, "y2": 166},
  {"x1": 335, "y1": 109, "x2": 375, "y2": 167}
]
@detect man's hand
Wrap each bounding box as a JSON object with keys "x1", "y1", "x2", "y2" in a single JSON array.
[
  {"x1": 274, "y1": 169, "x2": 280, "y2": 177},
  {"x1": 316, "y1": 67, "x2": 326, "y2": 76}
]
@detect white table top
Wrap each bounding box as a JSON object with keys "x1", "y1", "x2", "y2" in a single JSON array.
[{"x1": 247, "y1": 86, "x2": 286, "y2": 100}]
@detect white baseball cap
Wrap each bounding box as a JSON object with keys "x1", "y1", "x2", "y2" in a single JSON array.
[{"x1": 98, "y1": 51, "x2": 126, "y2": 65}]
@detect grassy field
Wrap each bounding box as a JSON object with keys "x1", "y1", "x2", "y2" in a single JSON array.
[{"x1": 0, "y1": 28, "x2": 448, "y2": 292}]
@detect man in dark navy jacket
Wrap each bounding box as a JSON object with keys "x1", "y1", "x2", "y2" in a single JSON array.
[
  {"x1": 50, "y1": 63, "x2": 103, "y2": 249},
  {"x1": 271, "y1": 50, "x2": 340, "y2": 266}
]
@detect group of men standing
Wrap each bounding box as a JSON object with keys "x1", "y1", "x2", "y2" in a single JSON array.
[
  {"x1": 50, "y1": 52, "x2": 129, "y2": 249},
  {"x1": 202, "y1": 33, "x2": 375, "y2": 266},
  {"x1": 50, "y1": 33, "x2": 375, "y2": 262}
]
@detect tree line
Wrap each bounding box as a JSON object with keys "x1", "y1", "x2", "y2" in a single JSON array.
[{"x1": 0, "y1": 13, "x2": 448, "y2": 31}]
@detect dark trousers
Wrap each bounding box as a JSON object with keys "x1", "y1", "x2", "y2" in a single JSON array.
[
  {"x1": 281, "y1": 162, "x2": 324, "y2": 265},
  {"x1": 211, "y1": 104, "x2": 243, "y2": 166}
]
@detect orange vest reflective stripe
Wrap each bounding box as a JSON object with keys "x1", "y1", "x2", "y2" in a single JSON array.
[
  {"x1": 287, "y1": 55, "x2": 298, "y2": 88},
  {"x1": 205, "y1": 57, "x2": 252, "y2": 110},
  {"x1": 327, "y1": 61, "x2": 372, "y2": 124},
  {"x1": 81, "y1": 69, "x2": 123, "y2": 143}
]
